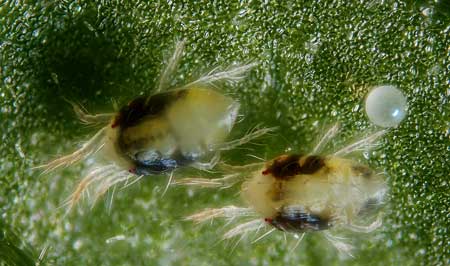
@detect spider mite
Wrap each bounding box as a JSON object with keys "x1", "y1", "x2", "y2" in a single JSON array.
[
  {"x1": 37, "y1": 40, "x2": 272, "y2": 210},
  {"x1": 180, "y1": 124, "x2": 388, "y2": 256}
]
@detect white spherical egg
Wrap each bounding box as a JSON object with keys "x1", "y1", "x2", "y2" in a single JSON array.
[{"x1": 365, "y1": 85, "x2": 407, "y2": 128}]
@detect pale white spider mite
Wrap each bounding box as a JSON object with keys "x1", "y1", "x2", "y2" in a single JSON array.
[
  {"x1": 37, "y1": 40, "x2": 273, "y2": 211},
  {"x1": 179, "y1": 124, "x2": 388, "y2": 256}
]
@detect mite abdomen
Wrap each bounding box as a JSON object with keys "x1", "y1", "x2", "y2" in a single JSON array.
[{"x1": 166, "y1": 87, "x2": 239, "y2": 155}]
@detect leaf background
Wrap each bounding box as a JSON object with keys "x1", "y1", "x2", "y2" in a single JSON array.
[{"x1": 0, "y1": 1, "x2": 448, "y2": 265}]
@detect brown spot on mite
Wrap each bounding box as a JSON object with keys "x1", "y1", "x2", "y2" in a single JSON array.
[
  {"x1": 352, "y1": 164, "x2": 373, "y2": 179},
  {"x1": 269, "y1": 181, "x2": 284, "y2": 201},
  {"x1": 262, "y1": 154, "x2": 302, "y2": 179},
  {"x1": 116, "y1": 89, "x2": 188, "y2": 129},
  {"x1": 301, "y1": 156, "x2": 326, "y2": 175},
  {"x1": 262, "y1": 154, "x2": 325, "y2": 180}
]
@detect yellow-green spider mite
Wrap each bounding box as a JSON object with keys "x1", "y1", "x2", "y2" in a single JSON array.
[
  {"x1": 179, "y1": 124, "x2": 387, "y2": 256},
  {"x1": 38, "y1": 40, "x2": 272, "y2": 210}
]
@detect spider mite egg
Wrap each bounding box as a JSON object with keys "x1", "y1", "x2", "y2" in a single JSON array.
[{"x1": 365, "y1": 85, "x2": 407, "y2": 128}]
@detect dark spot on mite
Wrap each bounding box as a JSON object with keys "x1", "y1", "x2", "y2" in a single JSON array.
[
  {"x1": 266, "y1": 207, "x2": 331, "y2": 232},
  {"x1": 132, "y1": 139, "x2": 148, "y2": 150},
  {"x1": 116, "y1": 89, "x2": 188, "y2": 160},
  {"x1": 301, "y1": 156, "x2": 326, "y2": 175},
  {"x1": 119, "y1": 137, "x2": 148, "y2": 152},
  {"x1": 134, "y1": 150, "x2": 195, "y2": 175},
  {"x1": 358, "y1": 197, "x2": 383, "y2": 215},
  {"x1": 352, "y1": 164, "x2": 373, "y2": 179},
  {"x1": 269, "y1": 181, "x2": 284, "y2": 201},
  {"x1": 115, "y1": 89, "x2": 188, "y2": 129},
  {"x1": 262, "y1": 154, "x2": 325, "y2": 180},
  {"x1": 262, "y1": 154, "x2": 302, "y2": 179},
  {"x1": 156, "y1": 131, "x2": 164, "y2": 139}
]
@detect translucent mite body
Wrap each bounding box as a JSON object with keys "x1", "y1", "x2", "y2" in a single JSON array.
[
  {"x1": 181, "y1": 125, "x2": 387, "y2": 255},
  {"x1": 107, "y1": 86, "x2": 240, "y2": 175},
  {"x1": 38, "y1": 41, "x2": 270, "y2": 209},
  {"x1": 244, "y1": 154, "x2": 385, "y2": 234}
]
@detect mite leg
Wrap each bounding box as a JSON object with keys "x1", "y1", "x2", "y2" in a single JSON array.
[
  {"x1": 156, "y1": 39, "x2": 186, "y2": 93},
  {"x1": 288, "y1": 233, "x2": 306, "y2": 253},
  {"x1": 342, "y1": 215, "x2": 383, "y2": 233},
  {"x1": 62, "y1": 164, "x2": 117, "y2": 211},
  {"x1": 323, "y1": 232, "x2": 354, "y2": 258},
  {"x1": 182, "y1": 62, "x2": 257, "y2": 88},
  {"x1": 174, "y1": 173, "x2": 243, "y2": 189},
  {"x1": 333, "y1": 129, "x2": 387, "y2": 156},
  {"x1": 172, "y1": 153, "x2": 221, "y2": 192},
  {"x1": 211, "y1": 126, "x2": 277, "y2": 152},
  {"x1": 177, "y1": 161, "x2": 263, "y2": 189},
  {"x1": 101, "y1": 170, "x2": 139, "y2": 212},
  {"x1": 186, "y1": 205, "x2": 255, "y2": 223},
  {"x1": 250, "y1": 228, "x2": 276, "y2": 243},
  {"x1": 62, "y1": 165, "x2": 137, "y2": 212},
  {"x1": 65, "y1": 99, "x2": 114, "y2": 125},
  {"x1": 223, "y1": 219, "x2": 267, "y2": 240},
  {"x1": 36, "y1": 127, "x2": 108, "y2": 174},
  {"x1": 312, "y1": 123, "x2": 340, "y2": 154},
  {"x1": 218, "y1": 161, "x2": 265, "y2": 173},
  {"x1": 161, "y1": 170, "x2": 174, "y2": 196},
  {"x1": 93, "y1": 170, "x2": 137, "y2": 204},
  {"x1": 162, "y1": 154, "x2": 221, "y2": 193},
  {"x1": 190, "y1": 152, "x2": 221, "y2": 171}
]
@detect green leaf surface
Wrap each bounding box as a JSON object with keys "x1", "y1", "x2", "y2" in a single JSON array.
[{"x1": 1, "y1": 1, "x2": 448, "y2": 265}]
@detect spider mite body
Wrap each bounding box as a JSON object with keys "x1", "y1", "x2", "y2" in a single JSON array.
[
  {"x1": 38, "y1": 40, "x2": 271, "y2": 209},
  {"x1": 244, "y1": 154, "x2": 385, "y2": 234},
  {"x1": 182, "y1": 125, "x2": 387, "y2": 255},
  {"x1": 108, "y1": 86, "x2": 239, "y2": 175}
]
